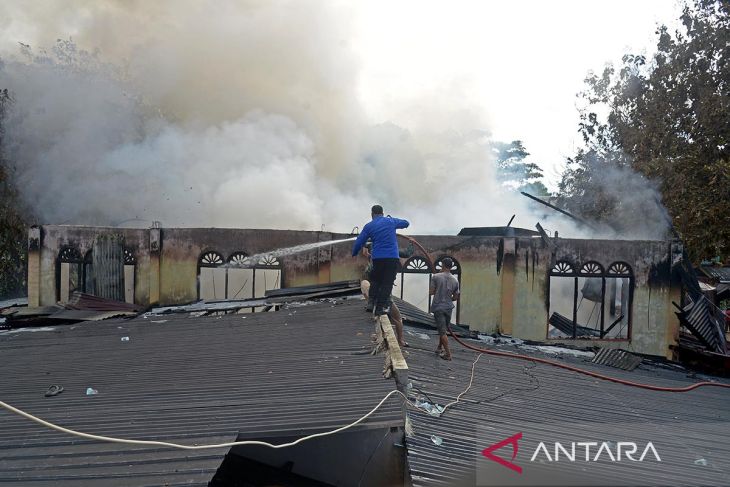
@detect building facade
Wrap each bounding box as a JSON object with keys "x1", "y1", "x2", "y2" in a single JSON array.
[{"x1": 28, "y1": 225, "x2": 682, "y2": 357}]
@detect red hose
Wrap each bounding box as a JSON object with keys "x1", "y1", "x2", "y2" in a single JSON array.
[
  {"x1": 397, "y1": 234, "x2": 434, "y2": 268},
  {"x1": 447, "y1": 324, "x2": 730, "y2": 393},
  {"x1": 398, "y1": 234, "x2": 729, "y2": 393}
]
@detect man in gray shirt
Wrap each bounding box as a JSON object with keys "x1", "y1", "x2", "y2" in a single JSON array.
[{"x1": 430, "y1": 257, "x2": 460, "y2": 360}]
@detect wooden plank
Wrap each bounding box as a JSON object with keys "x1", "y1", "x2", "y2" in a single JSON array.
[{"x1": 376, "y1": 315, "x2": 408, "y2": 392}]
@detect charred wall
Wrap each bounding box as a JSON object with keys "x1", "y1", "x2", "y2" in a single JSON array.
[{"x1": 30, "y1": 226, "x2": 681, "y2": 356}]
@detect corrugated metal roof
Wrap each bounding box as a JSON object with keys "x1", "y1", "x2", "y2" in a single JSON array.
[
  {"x1": 0, "y1": 300, "x2": 402, "y2": 486},
  {"x1": 402, "y1": 327, "x2": 730, "y2": 486},
  {"x1": 699, "y1": 266, "x2": 730, "y2": 282}
]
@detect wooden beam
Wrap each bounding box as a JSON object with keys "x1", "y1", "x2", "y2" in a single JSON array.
[{"x1": 376, "y1": 315, "x2": 409, "y2": 391}]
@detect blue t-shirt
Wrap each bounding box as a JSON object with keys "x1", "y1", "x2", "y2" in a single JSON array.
[{"x1": 352, "y1": 216, "x2": 410, "y2": 259}]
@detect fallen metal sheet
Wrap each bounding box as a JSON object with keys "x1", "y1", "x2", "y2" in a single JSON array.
[
  {"x1": 674, "y1": 295, "x2": 727, "y2": 354},
  {"x1": 392, "y1": 297, "x2": 471, "y2": 336},
  {"x1": 548, "y1": 311, "x2": 602, "y2": 338},
  {"x1": 150, "y1": 281, "x2": 364, "y2": 315},
  {"x1": 65, "y1": 292, "x2": 142, "y2": 312},
  {"x1": 1, "y1": 305, "x2": 64, "y2": 318},
  {"x1": 264, "y1": 280, "x2": 361, "y2": 298},
  {"x1": 150, "y1": 298, "x2": 270, "y2": 315},
  {"x1": 591, "y1": 347, "x2": 643, "y2": 371},
  {"x1": 673, "y1": 260, "x2": 727, "y2": 354},
  {"x1": 392, "y1": 297, "x2": 435, "y2": 327},
  {"x1": 267, "y1": 287, "x2": 360, "y2": 303},
  {"x1": 0, "y1": 297, "x2": 28, "y2": 309},
  {"x1": 699, "y1": 282, "x2": 717, "y2": 292},
  {"x1": 46, "y1": 309, "x2": 138, "y2": 321}
]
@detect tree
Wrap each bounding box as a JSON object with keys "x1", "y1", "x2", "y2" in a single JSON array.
[
  {"x1": 492, "y1": 140, "x2": 550, "y2": 196},
  {"x1": 559, "y1": 0, "x2": 730, "y2": 261},
  {"x1": 0, "y1": 88, "x2": 30, "y2": 298}
]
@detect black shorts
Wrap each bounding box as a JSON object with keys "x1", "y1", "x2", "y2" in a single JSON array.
[{"x1": 433, "y1": 310, "x2": 452, "y2": 336}]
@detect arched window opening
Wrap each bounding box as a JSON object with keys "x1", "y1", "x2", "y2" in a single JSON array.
[
  {"x1": 547, "y1": 260, "x2": 633, "y2": 340},
  {"x1": 251, "y1": 255, "x2": 282, "y2": 301},
  {"x1": 605, "y1": 262, "x2": 633, "y2": 339},
  {"x1": 226, "y1": 253, "x2": 252, "y2": 301},
  {"x1": 198, "y1": 251, "x2": 226, "y2": 301},
  {"x1": 398, "y1": 256, "x2": 432, "y2": 313},
  {"x1": 220, "y1": 252, "x2": 283, "y2": 312}
]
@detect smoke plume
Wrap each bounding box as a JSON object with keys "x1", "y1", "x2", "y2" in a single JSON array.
[{"x1": 0, "y1": 1, "x2": 670, "y2": 240}]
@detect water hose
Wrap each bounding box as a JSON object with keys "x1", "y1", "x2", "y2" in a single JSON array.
[
  {"x1": 397, "y1": 234, "x2": 729, "y2": 393},
  {"x1": 397, "y1": 234, "x2": 435, "y2": 267},
  {"x1": 447, "y1": 323, "x2": 730, "y2": 392}
]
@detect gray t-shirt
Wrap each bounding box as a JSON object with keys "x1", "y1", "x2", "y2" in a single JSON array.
[{"x1": 430, "y1": 272, "x2": 460, "y2": 312}]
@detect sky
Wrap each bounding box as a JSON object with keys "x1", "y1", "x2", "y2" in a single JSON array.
[{"x1": 353, "y1": 0, "x2": 682, "y2": 189}]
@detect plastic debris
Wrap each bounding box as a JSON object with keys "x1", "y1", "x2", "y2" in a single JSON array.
[
  {"x1": 120, "y1": 336, "x2": 130, "y2": 342},
  {"x1": 431, "y1": 435, "x2": 443, "y2": 446},
  {"x1": 415, "y1": 398, "x2": 445, "y2": 417},
  {"x1": 694, "y1": 458, "x2": 708, "y2": 466},
  {"x1": 85, "y1": 387, "x2": 98, "y2": 395}
]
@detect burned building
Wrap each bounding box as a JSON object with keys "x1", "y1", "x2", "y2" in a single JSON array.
[{"x1": 27, "y1": 224, "x2": 685, "y2": 358}]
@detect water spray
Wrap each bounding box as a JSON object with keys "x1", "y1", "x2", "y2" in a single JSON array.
[{"x1": 225, "y1": 237, "x2": 357, "y2": 268}]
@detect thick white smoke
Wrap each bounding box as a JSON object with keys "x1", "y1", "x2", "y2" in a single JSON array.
[{"x1": 0, "y1": 0, "x2": 670, "y2": 239}]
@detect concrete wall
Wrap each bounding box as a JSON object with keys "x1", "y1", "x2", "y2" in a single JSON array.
[
  {"x1": 545, "y1": 238, "x2": 681, "y2": 357},
  {"x1": 30, "y1": 226, "x2": 151, "y2": 307},
  {"x1": 30, "y1": 225, "x2": 681, "y2": 357}
]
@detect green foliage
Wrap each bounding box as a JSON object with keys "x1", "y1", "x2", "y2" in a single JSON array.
[
  {"x1": 560, "y1": 0, "x2": 730, "y2": 261},
  {"x1": 492, "y1": 140, "x2": 550, "y2": 196},
  {"x1": 0, "y1": 88, "x2": 30, "y2": 298}
]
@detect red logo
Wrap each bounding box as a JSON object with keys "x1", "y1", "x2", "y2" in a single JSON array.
[{"x1": 482, "y1": 432, "x2": 523, "y2": 474}]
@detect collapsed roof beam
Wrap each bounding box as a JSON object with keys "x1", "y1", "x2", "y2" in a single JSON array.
[
  {"x1": 520, "y1": 192, "x2": 596, "y2": 229},
  {"x1": 535, "y1": 222, "x2": 556, "y2": 250}
]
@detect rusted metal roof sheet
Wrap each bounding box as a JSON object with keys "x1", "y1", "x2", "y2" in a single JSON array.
[
  {"x1": 65, "y1": 292, "x2": 142, "y2": 312},
  {"x1": 0, "y1": 300, "x2": 401, "y2": 486},
  {"x1": 402, "y1": 327, "x2": 730, "y2": 486}
]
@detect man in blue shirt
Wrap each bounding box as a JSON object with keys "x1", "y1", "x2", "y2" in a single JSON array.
[{"x1": 352, "y1": 205, "x2": 410, "y2": 315}]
